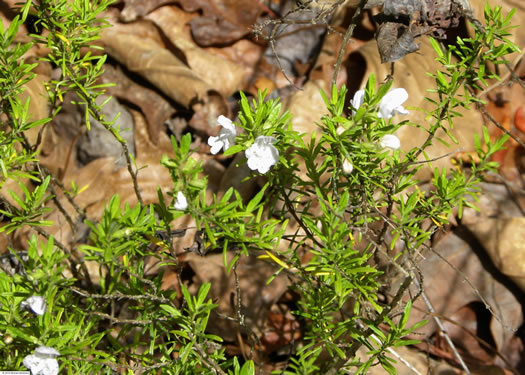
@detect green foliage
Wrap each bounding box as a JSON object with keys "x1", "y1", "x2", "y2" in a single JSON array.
[{"x1": 0, "y1": 1, "x2": 519, "y2": 374}]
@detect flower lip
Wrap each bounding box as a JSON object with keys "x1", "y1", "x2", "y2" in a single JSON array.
[
  {"x1": 245, "y1": 136, "x2": 279, "y2": 174},
  {"x1": 174, "y1": 191, "x2": 188, "y2": 211},
  {"x1": 378, "y1": 88, "x2": 409, "y2": 119},
  {"x1": 380, "y1": 134, "x2": 401, "y2": 150},
  {"x1": 23, "y1": 346, "x2": 60, "y2": 375},
  {"x1": 21, "y1": 296, "x2": 46, "y2": 316},
  {"x1": 208, "y1": 115, "x2": 237, "y2": 155}
]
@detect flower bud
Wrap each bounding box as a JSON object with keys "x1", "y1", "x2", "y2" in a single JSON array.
[
  {"x1": 342, "y1": 159, "x2": 353, "y2": 174},
  {"x1": 380, "y1": 134, "x2": 400, "y2": 150}
]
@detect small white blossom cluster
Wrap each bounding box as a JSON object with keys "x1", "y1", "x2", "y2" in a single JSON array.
[
  {"x1": 208, "y1": 116, "x2": 279, "y2": 174},
  {"x1": 343, "y1": 87, "x2": 408, "y2": 174},
  {"x1": 21, "y1": 296, "x2": 46, "y2": 316},
  {"x1": 23, "y1": 346, "x2": 60, "y2": 375},
  {"x1": 208, "y1": 115, "x2": 236, "y2": 155}
]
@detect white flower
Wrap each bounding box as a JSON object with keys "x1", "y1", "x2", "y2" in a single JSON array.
[
  {"x1": 21, "y1": 296, "x2": 46, "y2": 315},
  {"x1": 342, "y1": 159, "x2": 353, "y2": 175},
  {"x1": 245, "y1": 136, "x2": 279, "y2": 174},
  {"x1": 351, "y1": 89, "x2": 365, "y2": 115},
  {"x1": 23, "y1": 346, "x2": 60, "y2": 375},
  {"x1": 173, "y1": 191, "x2": 188, "y2": 211},
  {"x1": 378, "y1": 88, "x2": 409, "y2": 119},
  {"x1": 208, "y1": 115, "x2": 236, "y2": 154},
  {"x1": 380, "y1": 134, "x2": 401, "y2": 150}
]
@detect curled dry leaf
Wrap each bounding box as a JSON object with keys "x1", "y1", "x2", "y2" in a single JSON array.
[
  {"x1": 100, "y1": 65, "x2": 176, "y2": 145},
  {"x1": 261, "y1": 3, "x2": 328, "y2": 79},
  {"x1": 146, "y1": 6, "x2": 247, "y2": 99},
  {"x1": 465, "y1": 217, "x2": 525, "y2": 293},
  {"x1": 101, "y1": 28, "x2": 226, "y2": 114},
  {"x1": 376, "y1": 0, "x2": 461, "y2": 63},
  {"x1": 218, "y1": 153, "x2": 259, "y2": 200},
  {"x1": 176, "y1": 0, "x2": 264, "y2": 46},
  {"x1": 391, "y1": 228, "x2": 523, "y2": 354},
  {"x1": 119, "y1": 0, "x2": 174, "y2": 22}
]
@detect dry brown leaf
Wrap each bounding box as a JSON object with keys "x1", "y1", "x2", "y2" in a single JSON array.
[
  {"x1": 77, "y1": 95, "x2": 135, "y2": 169},
  {"x1": 101, "y1": 30, "x2": 209, "y2": 107},
  {"x1": 394, "y1": 228, "x2": 523, "y2": 353},
  {"x1": 286, "y1": 79, "x2": 330, "y2": 136},
  {"x1": 146, "y1": 6, "x2": 247, "y2": 99},
  {"x1": 19, "y1": 74, "x2": 50, "y2": 145},
  {"x1": 119, "y1": 0, "x2": 174, "y2": 22},
  {"x1": 186, "y1": 252, "x2": 289, "y2": 342},
  {"x1": 100, "y1": 65, "x2": 176, "y2": 145},
  {"x1": 442, "y1": 303, "x2": 496, "y2": 365},
  {"x1": 464, "y1": 217, "x2": 525, "y2": 293},
  {"x1": 176, "y1": 0, "x2": 264, "y2": 46}
]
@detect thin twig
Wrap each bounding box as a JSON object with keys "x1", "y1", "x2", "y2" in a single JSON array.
[
  {"x1": 330, "y1": 0, "x2": 367, "y2": 88},
  {"x1": 91, "y1": 311, "x2": 169, "y2": 325},
  {"x1": 474, "y1": 99, "x2": 525, "y2": 149},
  {"x1": 412, "y1": 277, "x2": 471, "y2": 375},
  {"x1": 232, "y1": 264, "x2": 259, "y2": 360},
  {"x1": 186, "y1": 330, "x2": 228, "y2": 375},
  {"x1": 326, "y1": 275, "x2": 413, "y2": 374},
  {"x1": 70, "y1": 287, "x2": 169, "y2": 304}
]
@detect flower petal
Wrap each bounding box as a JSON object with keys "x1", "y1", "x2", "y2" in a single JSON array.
[
  {"x1": 174, "y1": 192, "x2": 188, "y2": 210},
  {"x1": 35, "y1": 346, "x2": 60, "y2": 357},
  {"x1": 379, "y1": 88, "x2": 409, "y2": 119},
  {"x1": 21, "y1": 296, "x2": 46, "y2": 315},
  {"x1": 245, "y1": 136, "x2": 279, "y2": 174},
  {"x1": 258, "y1": 163, "x2": 270, "y2": 174},
  {"x1": 351, "y1": 89, "x2": 365, "y2": 114},
  {"x1": 208, "y1": 135, "x2": 218, "y2": 146},
  {"x1": 382, "y1": 88, "x2": 408, "y2": 107},
  {"x1": 217, "y1": 115, "x2": 235, "y2": 132},
  {"x1": 209, "y1": 141, "x2": 222, "y2": 155},
  {"x1": 247, "y1": 154, "x2": 261, "y2": 171},
  {"x1": 24, "y1": 346, "x2": 60, "y2": 375}
]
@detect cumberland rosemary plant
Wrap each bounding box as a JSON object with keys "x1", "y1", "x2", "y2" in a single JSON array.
[{"x1": 0, "y1": 1, "x2": 519, "y2": 374}]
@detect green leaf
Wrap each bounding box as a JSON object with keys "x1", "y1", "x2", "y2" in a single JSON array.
[
  {"x1": 180, "y1": 132, "x2": 192, "y2": 155},
  {"x1": 240, "y1": 360, "x2": 255, "y2": 375},
  {"x1": 223, "y1": 144, "x2": 244, "y2": 157},
  {"x1": 246, "y1": 183, "x2": 267, "y2": 213}
]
